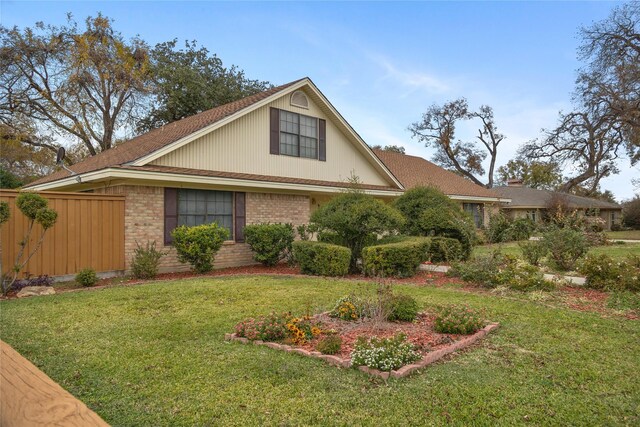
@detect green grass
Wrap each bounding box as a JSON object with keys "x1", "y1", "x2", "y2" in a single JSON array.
[
  {"x1": 606, "y1": 230, "x2": 640, "y2": 240},
  {"x1": 474, "y1": 241, "x2": 640, "y2": 262},
  {"x1": 1, "y1": 276, "x2": 639, "y2": 426}
]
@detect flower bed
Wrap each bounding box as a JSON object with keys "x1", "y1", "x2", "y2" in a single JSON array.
[{"x1": 226, "y1": 309, "x2": 498, "y2": 379}]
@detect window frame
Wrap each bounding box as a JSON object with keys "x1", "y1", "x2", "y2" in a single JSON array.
[
  {"x1": 177, "y1": 189, "x2": 235, "y2": 239},
  {"x1": 278, "y1": 110, "x2": 319, "y2": 160},
  {"x1": 462, "y1": 202, "x2": 484, "y2": 228}
]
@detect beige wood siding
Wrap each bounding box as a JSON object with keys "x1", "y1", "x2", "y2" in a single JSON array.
[{"x1": 151, "y1": 89, "x2": 391, "y2": 187}]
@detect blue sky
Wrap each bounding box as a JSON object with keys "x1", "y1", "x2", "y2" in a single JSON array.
[{"x1": 2, "y1": 1, "x2": 636, "y2": 200}]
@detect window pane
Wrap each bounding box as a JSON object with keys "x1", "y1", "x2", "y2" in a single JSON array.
[{"x1": 177, "y1": 189, "x2": 233, "y2": 236}]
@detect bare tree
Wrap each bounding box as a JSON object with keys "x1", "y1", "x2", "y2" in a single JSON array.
[
  {"x1": 408, "y1": 98, "x2": 504, "y2": 187},
  {"x1": 0, "y1": 14, "x2": 152, "y2": 156}
]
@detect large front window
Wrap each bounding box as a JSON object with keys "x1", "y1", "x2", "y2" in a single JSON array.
[
  {"x1": 279, "y1": 110, "x2": 318, "y2": 159},
  {"x1": 178, "y1": 189, "x2": 233, "y2": 235}
]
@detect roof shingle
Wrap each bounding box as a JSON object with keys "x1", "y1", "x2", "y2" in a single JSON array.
[
  {"x1": 373, "y1": 149, "x2": 501, "y2": 199},
  {"x1": 492, "y1": 186, "x2": 621, "y2": 209}
]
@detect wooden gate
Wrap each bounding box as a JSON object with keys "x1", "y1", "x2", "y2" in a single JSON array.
[{"x1": 1, "y1": 190, "x2": 125, "y2": 278}]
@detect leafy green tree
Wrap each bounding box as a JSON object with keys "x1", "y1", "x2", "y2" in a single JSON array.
[
  {"x1": 0, "y1": 167, "x2": 22, "y2": 189},
  {"x1": 394, "y1": 186, "x2": 476, "y2": 259},
  {"x1": 496, "y1": 157, "x2": 563, "y2": 190},
  {"x1": 623, "y1": 196, "x2": 640, "y2": 229},
  {"x1": 310, "y1": 191, "x2": 404, "y2": 272},
  {"x1": 0, "y1": 14, "x2": 152, "y2": 156},
  {"x1": 137, "y1": 39, "x2": 271, "y2": 132}
]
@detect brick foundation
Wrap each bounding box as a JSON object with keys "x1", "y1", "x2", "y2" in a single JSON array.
[{"x1": 95, "y1": 185, "x2": 310, "y2": 273}]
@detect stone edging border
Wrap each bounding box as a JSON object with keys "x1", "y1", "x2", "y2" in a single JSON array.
[{"x1": 225, "y1": 322, "x2": 499, "y2": 379}]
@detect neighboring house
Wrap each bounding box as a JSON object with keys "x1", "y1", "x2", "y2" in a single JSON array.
[
  {"x1": 492, "y1": 180, "x2": 622, "y2": 230},
  {"x1": 373, "y1": 149, "x2": 508, "y2": 228},
  {"x1": 26, "y1": 78, "x2": 405, "y2": 272}
]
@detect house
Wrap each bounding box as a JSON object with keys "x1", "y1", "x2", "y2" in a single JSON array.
[
  {"x1": 492, "y1": 180, "x2": 622, "y2": 230},
  {"x1": 373, "y1": 149, "x2": 508, "y2": 227},
  {"x1": 26, "y1": 78, "x2": 405, "y2": 272}
]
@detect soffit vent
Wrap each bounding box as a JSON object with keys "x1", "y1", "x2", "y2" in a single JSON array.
[{"x1": 290, "y1": 90, "x2": 309, "y2": 109}]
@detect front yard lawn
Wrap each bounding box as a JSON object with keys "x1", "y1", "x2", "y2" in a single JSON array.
[
  {"x1": 606, "y1": 230, "x2": 640, "y2": 240},
  {"x1": 1, "y1": 276, "x2": 638, "y2": 426}
]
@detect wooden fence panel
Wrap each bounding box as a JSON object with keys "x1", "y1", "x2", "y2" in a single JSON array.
[{"x1": 0, "y1": 190, "x2": 125, "y2": 278}]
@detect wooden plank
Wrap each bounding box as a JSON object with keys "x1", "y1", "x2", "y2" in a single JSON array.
[{"x1": 0, "y1": 340, "x2": 109, "y2": 427}]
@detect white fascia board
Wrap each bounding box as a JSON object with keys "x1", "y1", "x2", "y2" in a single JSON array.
[{"x1": 28, "y1": 168, "x2": 404, "y2": 197}]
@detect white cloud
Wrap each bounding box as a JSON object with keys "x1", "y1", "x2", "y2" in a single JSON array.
[{"x1": 367, "y1": 53, "x2": 451, "y2": 95}]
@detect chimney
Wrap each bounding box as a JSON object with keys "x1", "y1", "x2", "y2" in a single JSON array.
[{"x1": 507, "y1": 179, "x2": 523, "y2": 187}]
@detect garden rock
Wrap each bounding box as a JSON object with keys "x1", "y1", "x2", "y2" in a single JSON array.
[{"x1": 17, "y1": 286, "x2": 55, "y2": 298}]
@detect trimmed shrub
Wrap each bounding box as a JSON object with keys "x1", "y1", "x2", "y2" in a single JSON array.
[
  {"x1": 244, "y1": 223, "x2": 295, "y2": 266},
  {"x1": 316, "y1": 335, "x2": 342, "y2": 355},
  {"x1": 388, "y1": 294, "x2": 420, "y2": 321},
  {"x1": 508, "y1": 218, "x2": 536, "y2": 241},
  {"x1": 449, "y1": 252, "x2": 553, "y2": 291},
  {"x1": 350, "y1": 333, "x2": 422, "y2": 371},
  {"x1": 394, "y1": 187, "x2": 476, "y2": 260},
  {"x1": 15, "y1": 192, "x2": 48, "y2": 219},
  {"x1": 171, "y1": 223, "x2": 229, "y2": 273},
  {"x1": 486, "y1": 214, "x2": 535, "y2": 243},
  {"x1": 518, "y1": 240, "x2": 548, "y2": 266},
  {"x1": 434, "y1": 305, "x2": 484, "y2": 335},
  {"x1": 428, "y1": 237, "x2": 463, "y2": 263},
  {"x1": 76, "y1": 268, "x2": 98, "y2": 287},
  {"x1": 292, "y1": 241, "x2": 351, "y2": 276},
  {"x1": 131, "y1": 241, "x2": 166, "y2": 279},
  {"x1": 543, "y1": 227, "x2": 588, "y2": 271},
  {"x1": 361, "y1": 238, "x2": 430, "y2": 278},
  {"x1": 310, "y1": 191, "x2": 404, "y2": 272}
]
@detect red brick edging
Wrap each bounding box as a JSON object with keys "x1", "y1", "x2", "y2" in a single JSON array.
[{"x1": 225, "y1": 322, "x2": 499, "y2": 379}]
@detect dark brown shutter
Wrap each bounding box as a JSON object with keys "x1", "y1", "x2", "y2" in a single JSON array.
[
  {"x1": 234, "y1": 192, "x2": 246, "y2": 243},
  {"x1": 164, "y1": 188, "x2": 178, "y2": 245},
  {"x1": 270, "y1": 108, "x2": 280, "y2": 155},
  {"x1": 318, "y1": 118, "x2": 326, "y2": 161}
]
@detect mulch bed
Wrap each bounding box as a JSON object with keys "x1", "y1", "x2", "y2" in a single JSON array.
[{"x1": 297, "y1": 312, "x2": 464, "y2": 359}]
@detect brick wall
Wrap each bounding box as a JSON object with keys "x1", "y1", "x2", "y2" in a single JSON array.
[{"x1": 96, "y1": 185, "x2": 310, "y2": 273}]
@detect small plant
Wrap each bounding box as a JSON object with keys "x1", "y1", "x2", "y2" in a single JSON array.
[
  {"x1": 244, "y1": 223, "x2": 295, "y2": 266},
  {"x1": 518, "y1": 240, "x2": 548, "y2": 266},
  {"x1": 171, "y1": 223, "x2": 229, "y2": 273},
  {"x1": 388, "y1": 294, "x2": 420, "y2": 322},
  {"x1": 350, "y1": 333, "x2": 421, "y2": 371},
  {"x1": 76, "y1": 268, "x2": 98, "y2": 287},
  {"x1": 234, "y1": 312, "x2": 290, "y2": 341},
  {"x1": 578, "y1": 254, "x2": 640, "y2": 291},
  {"x1": 330, "y1": 295, "x2": 363, "y2": 320},
  {"x1": 11, "y1": 275, "x2": 54, "y2": 292},
  {"x1": 316, "y1": 335, "x2": 342, "y2": 355},
  {"x1": 434, "y1": 305, "x2": 484, "y2": 335},
  {"x1": 543, "y1": 227, "x2": 588, "y2": 271},
  {"x1": 285, "y1": 316, "x2": 322, "y2": 345},
  {"x1": 292, "y1": 241, "x2": 351, "y2": 276},
  {"x1": 131, "y1": 241, "x2": 166, "y2": 279}
]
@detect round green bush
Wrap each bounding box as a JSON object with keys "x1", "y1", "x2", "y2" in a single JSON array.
[
  {"x1": 388, "y1": 294, "x2": 420, "y2": 321},
  {"x1": 292, "y1": 241, "x2": 351, "y2": 276},
  {"x1": 171, "y1": 223, "x2": 229, "y2": 273},
  {"x1": 362, "y1": 238, "x2": 430, "y2": 278},
  {"x1": 543, "y1": 227, "x2": 588, "y2": 271},
  {"x1": 316, "y1": 335, "x2": 342, "y2": 355},
  {"x1": 244, "y1": 223, "x2": 295, "y2": 266},
  {"x1": 434, "y1": 305, "x2": 484, "y2": 335},
  {"x1": 76, "y1": 268, "x2": 98, "y2": 287}
]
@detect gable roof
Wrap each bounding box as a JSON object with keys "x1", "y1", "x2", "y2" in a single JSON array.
[
  {"x1": 492, "y1": 186, "x2": 621, "y2": 210},
  {"x1": 27, "y1": 79, "x2": 305, "y2": 188},
  {"x1": 373, "y1": 149, "x2": 503, "y2": 200}
]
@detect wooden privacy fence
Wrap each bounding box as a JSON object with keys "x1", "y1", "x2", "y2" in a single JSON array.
[{"x1": 0, "y1": 190, "x2": 125, "y2": 278}]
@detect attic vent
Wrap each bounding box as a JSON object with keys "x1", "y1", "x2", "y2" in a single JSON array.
[{"x1": 290, "y1": 90, "x2": 309, "y2": 109}]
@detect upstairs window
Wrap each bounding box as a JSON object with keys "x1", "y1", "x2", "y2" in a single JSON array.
[
  {"x1": 279, "y1": 111, "x2": 318, "y2": 159},
  {"x1": 270, "y1": 107, "x2": 326, "y2": 161}
]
